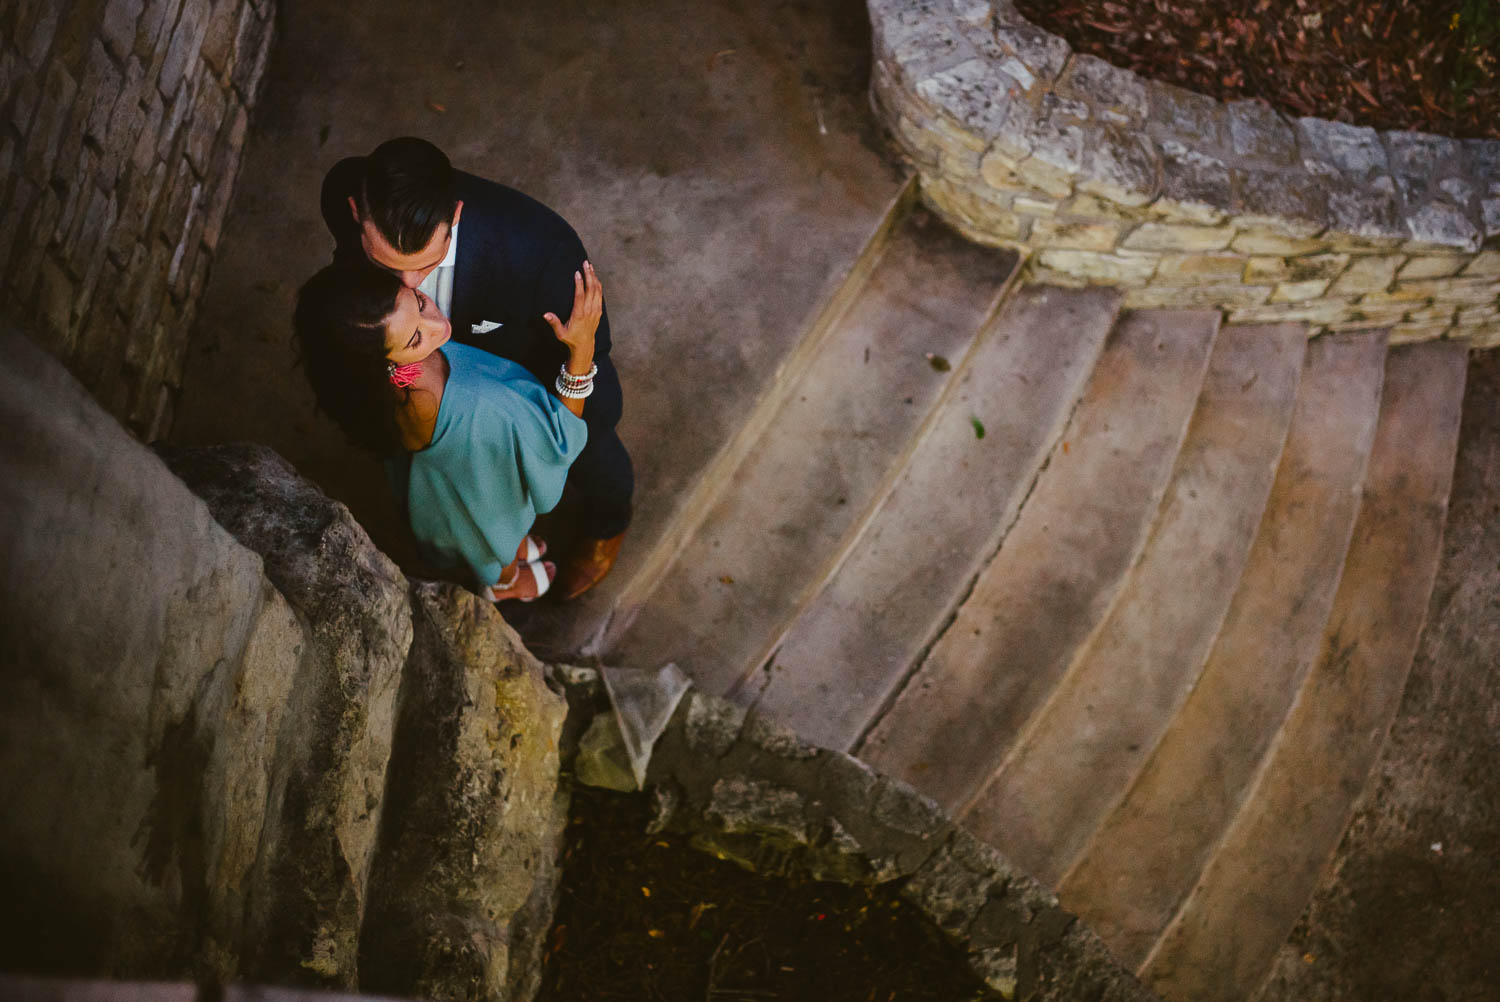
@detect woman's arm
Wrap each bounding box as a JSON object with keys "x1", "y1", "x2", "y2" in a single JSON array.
[{"x1": 543, "y1": 261, "x2": 603, "y2": 418}]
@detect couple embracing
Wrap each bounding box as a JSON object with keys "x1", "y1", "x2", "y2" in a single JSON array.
[{"x1": 295, "y1": 137, "x2": 632, "y2": 603}]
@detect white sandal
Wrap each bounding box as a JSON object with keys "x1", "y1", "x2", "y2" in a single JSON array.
[{"x1": 490, "y1": 558, "x2": 554, "y2": 603}]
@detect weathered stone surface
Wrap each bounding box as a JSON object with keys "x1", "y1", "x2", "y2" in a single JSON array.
[
  {"x1": 1124, "y1": 282, "x2": 1271, "y2": 309},
  {"x1": 1405, "y1": 201, "x2": 1482, "y2": 252},
  {"x1": 1296, "y1": 118, "x2": 1387, "y2": 178},
  {"x1": 1234, "y1": 168, "x2": 1328, "y2": 236},
  {"x1": 1397, "y1": 255, "x2": 1468, "y2": 280},
  {"x1": 705, "y1": 777, "x2": 810, "y2": 843},
  {"x1": 158, "y1": 443, "x2": 410, "y2": 988},
  {"x1": 1154, "y1": 252, "x2": 1246, "y2": 283},
  {"x1": 1029, "y1": 217, "x2": 1121, "y2": 251},
  {"x1": 1155, "y1": 143, "x2": 1232, "y2": 223},
  {"x1": 1226, "y1": 99, "x2": 1297, "y2": 164},
  {"x1": 0, "y1": 325, "x2": 303, "y2": 981},
  {"x1": 1077, "y1": 126, "x2": 1158, "y2": 207},
  {"x1": 1149, "y1": 81, "x2": 1222, "y2": 148},
  {"x1": 1383, "y1": 131, "x2": 1454, "y2": 206},
  {"x1": 1122, "y1": 221, "x2": 1235, "y2": 252},
  {"x1": 359, "y1": 582, "x2": 568, "y2": 1002},
  {"x1": 1057, "y1": 54, "x2": 1147, "y2": 122},
  {"x1": 992, "y1": 21, "x2": 1070, "y2": 85},
  {"x1": 683, "y1": 690, "x2": 747, "y2": 759},
  {"x1": 1329, "y1": 254, "x2": 1404, "y2": 295},
  {"x1": 1461, "y1": 250, "x2": 1500, "y2": 277},
  {"x1": 1036, "y1": 248, "x2": 1159, "y2": 283}
]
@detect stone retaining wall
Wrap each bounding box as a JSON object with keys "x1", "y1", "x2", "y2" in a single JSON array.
[
  {"x1": 869, "y1": 0, "x2": 1500, "y2": 348},
  {"x1": 0, "y1": 0, "x2": 275, "y2": 439},
  {"x1": 556, "y1": 668, "x2": 1157, "y2": 1002}
]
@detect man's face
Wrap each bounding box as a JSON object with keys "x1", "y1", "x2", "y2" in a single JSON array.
[{"x1": 350, "y1": 198, "x2": 463, "y2": 289}]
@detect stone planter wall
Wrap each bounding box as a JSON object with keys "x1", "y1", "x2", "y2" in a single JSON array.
[
  {"x1": 556, "y1": 667, "x2": 1158, "y2": 1002},
  {"x1": 0, "y1": 0, "x2": 275, "y2": 439},
  {"x1": 869, "y1": 0, "x2": 1500, "y2": 348}
]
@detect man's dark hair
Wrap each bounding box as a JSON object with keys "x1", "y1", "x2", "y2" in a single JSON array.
[{"x1": 358, "y1": 137, "x2": 459, "y2": 253}]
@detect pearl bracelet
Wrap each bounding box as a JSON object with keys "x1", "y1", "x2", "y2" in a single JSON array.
[
  {"x1": 558, "y1": 362, "x2": 597, "y2": 388},
  {"x1": 556, "y1": 373, "x2": 595, "y2": 399}
]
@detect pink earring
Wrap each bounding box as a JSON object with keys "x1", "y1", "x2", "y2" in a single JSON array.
[{"x1": 388, "y1": 360, "x2": 423, "y2": 387}]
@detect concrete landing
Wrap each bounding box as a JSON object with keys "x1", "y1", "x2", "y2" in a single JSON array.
[{"x1": 171, "y1": 0, "x2": 906, "y2": 642}]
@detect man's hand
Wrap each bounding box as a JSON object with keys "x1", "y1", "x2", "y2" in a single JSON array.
[{"x1": 543, "y1": 260, "x2": 602, "y2": 374}]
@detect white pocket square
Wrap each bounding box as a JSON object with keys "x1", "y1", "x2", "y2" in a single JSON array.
[{"x1": 471, "y1": 320, "x2": 503, "y2": 333}]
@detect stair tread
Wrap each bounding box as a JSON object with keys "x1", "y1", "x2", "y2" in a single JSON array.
[
  {"x1": 858, "y1": 308, "x2": 1221, "y2": 813},
  {"x1": 963, "y1": 323, "x2": 1308, "y2": 885},
  {"x1": 1142, "y1": 339, "x2": 1469, "y2": 1002},
  {"x1": 1059, "y1": 329, "x2": 1389, "y2": 969},
  {"x1": 608, "y1": 208, "x2": 1019, "y2": 692},
  {"x1": 749, "y1": 285, "x2": 1120, "y2": 749}
]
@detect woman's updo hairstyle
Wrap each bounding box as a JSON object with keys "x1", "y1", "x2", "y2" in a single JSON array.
[{"x1": 293, "y1": 262, "x2": 406, "y2": 457}]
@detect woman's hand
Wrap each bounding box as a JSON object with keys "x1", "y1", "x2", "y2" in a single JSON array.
[{"x1": 543, "y1": 260, "x2": 602, "y2": 375}]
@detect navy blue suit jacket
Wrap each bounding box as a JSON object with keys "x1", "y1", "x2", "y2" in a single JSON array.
[{"x1": 320, "y1": 159, "x2": 623, "y2": 431}]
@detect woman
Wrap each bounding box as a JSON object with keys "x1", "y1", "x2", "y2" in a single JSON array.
[{"x1": 293, "y1": 259, "x2": 603, "y2": 601}]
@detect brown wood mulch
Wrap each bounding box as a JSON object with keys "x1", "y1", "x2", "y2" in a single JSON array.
[
  {"x1": 1014, "y1": 0, "x2": 1500, "y2": 140},
  {"x1": 538, "y1": 786, "x2": 1003, "y2": 1002}
]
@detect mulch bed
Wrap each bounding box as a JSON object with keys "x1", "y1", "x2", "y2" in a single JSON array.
[
  {"x1": 1015, "y1": 0, "x2": 1500, "y2": 140},
  {"x1": 539, "y1": 785, "x2": 1002, "y2": 1002}
]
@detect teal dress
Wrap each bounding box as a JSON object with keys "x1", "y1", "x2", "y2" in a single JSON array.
[{"x1": 392, "y1": 342, "x2": 588, "y2": 590}]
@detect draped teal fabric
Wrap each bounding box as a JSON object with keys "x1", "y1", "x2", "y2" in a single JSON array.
[{"x1": 393, "y1": 342, "x2": 587, "y2": 589}]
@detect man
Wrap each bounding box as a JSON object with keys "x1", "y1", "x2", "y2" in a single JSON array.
[{"x1": 320, "y1": 137, "x2": 632, "y2": 599}]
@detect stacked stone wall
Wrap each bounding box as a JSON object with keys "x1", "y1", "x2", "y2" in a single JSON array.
[
  {"x1": 869, "y1": 0, "x2": 1500, "y2": 348},
  {"x1": 0, "y1": 0, "x2": 274, "y2": 439}
]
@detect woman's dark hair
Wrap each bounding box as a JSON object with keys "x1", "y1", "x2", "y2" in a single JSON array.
[
  {"x1": 359, "y1": 137, "x2": 458, "y2": 253},
  {"x1": 293, "y1": 262, "x2": 406, "y2": 457}
]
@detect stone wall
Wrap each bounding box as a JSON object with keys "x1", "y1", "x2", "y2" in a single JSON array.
[
  {"x1": 556, "y1": 667, "x2": 1159, "y2": 1002},
  {"x1": 0, "y1": 0, "x2": 275, "y2": 439},
  {"x1": 868, "y1": 0, "x2": 1500, "y2": 348},
  {"x1": 0, "y1": 322, "x2": 566, "y2": 1001}
]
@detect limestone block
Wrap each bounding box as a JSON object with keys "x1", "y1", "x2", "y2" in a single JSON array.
[
  {"x1": 1296, "y1": 117, "x2": 1387, "y2": 178},
  {"x1": 1154, "y1": 144, "x2": 1232, "y2": 223},
  {"x1": 1226, "y1": 99, "x2": 1297, "y2": 164},
  {"x1": 1122, "y1": 221, "x2": 1235, "y2": 252},
  {"x1": 1459, "y1": 322, "x2": 1500, "y2": 348},
  {"x1": 1358, "y1": 286, "x2": 1435, "y2": 306},
  {"x1": 1404, "y1": 305, "x2": 1458, "y2": 324},
  {"x1": 1029, "y1": 217, "x2": 1121, "y2": 251},
  {"x1": 705, "y1": 777, "x2": 810, "y2": 843},
  {"x1": 1483, "y1": 198, "x2": 1500, "y2": 239},
  {"x1": 1458, "y1": 305, "x2": 1500, "y2": 324},
  {"x1": 1154, "y1": 253, "x2": 1246, "y2": 283},
  {"x1": 1397, "y1": 277, "x2": 1500, "y2": 305},
  {"x1": 159, "y1": 444, "x2": 411, "y2": 988},
  {"x1": 1228, "y1": 299, "x2": 1351, "y2": 324},
  {"x1": 23, "y1": 60, "x2": 78, "y2": 182},
  {"x1": 1389, "y1": 319, "x2": 1454, "y2": 344},
  {"x1": 1397, "y1": 255, "x2": 1469, "y2": 280},
  {"x1": 359, "y1": 582, "x2": 568, "y2": 1002},
  {"x1": 1036, "y1": 248, "x2": 1158, "y2": 283},
  {"x1": 159, "y1": 0, "x2": 212, "y2": 98},
  {"x1": 1234, "y1": 168, "x2": 1328, "y2": 237},
  {"x1": 915, "y1": 59, "x2": 1026, "y2": 141},
  {"x1": 1057, "y1": 54, "x2": 1148, "y2": 122},
  {"x1": 103, "y1": 0, "x2": 148, "y2": 60},
  {"x1": 1246, "y1": 252, "x2": 1349, "y2": 284},
  {"x1": 1125, "y1": 283, "x2": 1271, "y2": 309},
  {"x1": 1329, "y1": 255, "x2": 1404, "y2": 295},
  {"x1": 1013, "y1": 112, "x2": 1085, "y2": 198},
  {"x1": 1149, "y1": 81, "x2": 1223, "y2": 149},
  {"x1": 923, "y1": 175, "x2": 1030, "y2": 241},
  {"x1": 1461, "y1": 250, "x2": 1500, "y2": 277},
  {"x1": 1271, "y1": 278, "x2": 1333, "y2": 303},
  {"x1": 1384, "y1": 131, "x2": 1455, "y2": 206},
  {"x1": 1404, "y1": 201, "x2": 1482, "y2": 253},
  {"x1": 1230, "y1": 230, "x2": 1325, "y2": 255},
  {"x1": 0, "y1": 327, "x2": 304, "y2": 979},
  {"x1": 992, "y1": 22, "x2": 1070, "y2": 85},
  {"x1": 1077, "y1": 126, "x2": 1159, "y2": 207}
]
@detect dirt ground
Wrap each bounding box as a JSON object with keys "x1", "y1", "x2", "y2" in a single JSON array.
[{"x1": 1258, "y1": 349, "x2": 1500, "y2": 1002}]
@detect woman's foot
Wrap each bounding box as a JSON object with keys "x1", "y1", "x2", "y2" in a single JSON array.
[
  {"x1": 491, "y1": 559, "x2": 555, "y2": 603},
  {"x1": 516, "y1": 534, "x2": 548, "y2": 564}
]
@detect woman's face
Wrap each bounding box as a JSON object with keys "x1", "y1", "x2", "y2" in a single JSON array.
[{"x1": 383, "y1": 286, "x2": 452, "y2": 367}]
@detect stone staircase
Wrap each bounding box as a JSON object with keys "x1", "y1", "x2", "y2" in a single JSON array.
[{"x1": 565, "y1": 192, "x2": 1469, "y2": 999}]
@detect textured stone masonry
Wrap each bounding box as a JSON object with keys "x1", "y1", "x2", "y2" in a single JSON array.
[
  {"x1": 0, "y1": 0, "x2": 275, "y2": 439},
  {"x1": 869, "y1": 0, "x2": 1500, "y2": 348},
  {"x1": 555, "y1": 671, "x2": 1159, "y2": 1001}
]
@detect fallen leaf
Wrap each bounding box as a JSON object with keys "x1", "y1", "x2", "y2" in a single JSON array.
[
  {"x1": 925, "y1": 352, "x2": 951, "y2": 372},
  {"x1": 707, "y1": 47, "x2": 736, "y2": 71},
  {"x1": 647, "y1": 929, "x2": 665, "y2": 938},
  {"x1": 426, "y1": 98, "x2": 447, "y2": 113},
  {"x1": 970, "y1": 416, "x2": 986, "y2": 440},
  {"x1": 718, "y1": 574, "x2": 734, "y2": 585}
]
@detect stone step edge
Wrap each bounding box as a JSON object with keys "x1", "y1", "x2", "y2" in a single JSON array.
[
  {"x1": 583, "y1": 175, "x2": 922, "y2": 658},
  {"x1": 954, "y1": 308, "x2": 1224, "y2": 821},
  {"x1": 549, "y1": 664, "x2": 1161, "y2": 1002},
  {"x1": 728, "y1": 241, "x2": 1030, "y2": 700},
  {"x1": 846, "y1": 286, "x2": 1125, "y2": 752}
]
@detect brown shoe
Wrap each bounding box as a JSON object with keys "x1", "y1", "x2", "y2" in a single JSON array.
[{"x1": 555, "y1": 531, "x2": 625, "y2": 600}]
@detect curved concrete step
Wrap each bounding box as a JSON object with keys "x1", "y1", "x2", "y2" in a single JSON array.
[
  {"x1": 1141, "y1": 340, "x2": 1469, "y2": 1002},
  {"x1": 964, "y1": 323, "x2": 1307, "y2": 885},
  {"x1": 1059, "y1": 329, "x2": 1388, "y2": 970},
  {"x1": 749, "y1": 285, "x2": 1120, "y2": 749},
  {"x1": 858, "y1": 309, "x2": 1221, "y2": 813},
  {"x1": 606, "y1": 206, "x2": 1020, "y2": 693}
]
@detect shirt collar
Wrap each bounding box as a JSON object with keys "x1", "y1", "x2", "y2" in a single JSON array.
[{"x1": 438, "y1": 221, "x2": 459, "y2": 269}]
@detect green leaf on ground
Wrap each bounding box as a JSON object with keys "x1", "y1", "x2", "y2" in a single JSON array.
[{"x1": 971, "y1": 416, "x2": 986, "y2": 439}]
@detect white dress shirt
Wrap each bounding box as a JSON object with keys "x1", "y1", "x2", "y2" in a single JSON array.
[{"x1": 417, "y1": 221, "x2": 459, "y2": 317}]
